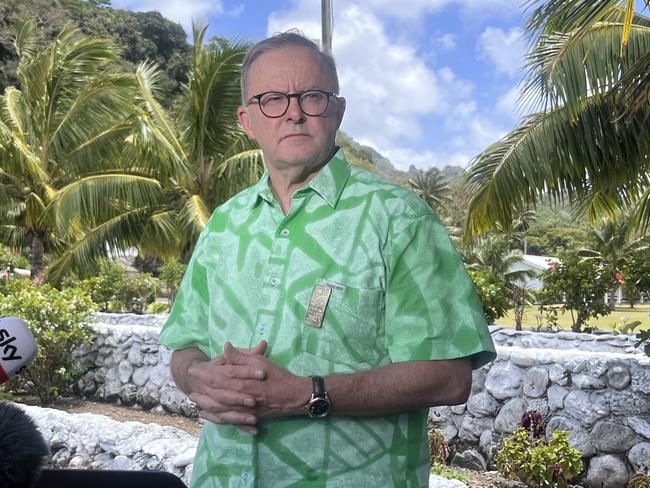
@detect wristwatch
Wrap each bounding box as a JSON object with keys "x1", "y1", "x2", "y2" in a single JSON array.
[{"x1": 306, "y1": 375, "x2": 331, "y2": 418}]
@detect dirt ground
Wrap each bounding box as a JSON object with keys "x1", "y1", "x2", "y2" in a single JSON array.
[{"x1": 36, "y1": 397, "x2": 528, "y2": 487}]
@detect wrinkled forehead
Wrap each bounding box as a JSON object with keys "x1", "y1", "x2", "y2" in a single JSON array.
[{"x1": 245, "y1": 46, "x2": 337, "y2": 97}]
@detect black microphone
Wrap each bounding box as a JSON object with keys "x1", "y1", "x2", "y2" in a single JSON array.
[{"x1": 0, "y1": 401, "x2": 50, "y2": 488}]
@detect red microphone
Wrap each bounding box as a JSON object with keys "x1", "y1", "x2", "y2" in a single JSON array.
[{"x1": 0, "y1": 317, "x2": 38, "y2": 384}]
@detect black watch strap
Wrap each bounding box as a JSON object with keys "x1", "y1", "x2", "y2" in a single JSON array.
[{"x1": 311, "y1": 375, "x2": 326, "y2": 396}]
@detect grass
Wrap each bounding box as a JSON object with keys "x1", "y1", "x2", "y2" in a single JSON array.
[
  {"x1": 498, "y1": 304, "x2": 650, "y2": 332},
  {"x1": 430, "y1": 463, "x2": 470, "y2": 483}
]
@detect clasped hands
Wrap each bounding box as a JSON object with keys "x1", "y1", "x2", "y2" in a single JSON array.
[{"x1": 187, "y1": 341, "x2": 307, "y2": 435}]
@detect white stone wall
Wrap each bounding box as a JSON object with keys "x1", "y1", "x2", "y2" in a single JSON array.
[
  {"x1": 62, "y1": 314, "x2": 650, "y2": 487},
  {"x1": 21, "y1": 404, "x2": 197, "y2": 486}
]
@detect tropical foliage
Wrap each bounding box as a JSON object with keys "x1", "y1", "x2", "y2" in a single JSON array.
[
  {"x1": 0, "y1": 22, "x2": 145, "y2": 279},
  {"x1": 464, "y1": 235, "x2": 535, "y2": 329},
  {"x1": 465, "y1": 0, "x2": 650, "y2": 240},
  {"x1": 538, "y1": 250, "x2": 615, "y2": 332},
  {"x1": 0, "y1": 20, "x2": 263, "y2": 282},
  {"x1": 0, "y1": 278, "x2": 95, "y2": 403},
  {"x1": 49, "y1": 24, "x2": 264, "y2": 279},
  {"x1": 408, "y1": 168, "x2": 452, "y2": 213}
]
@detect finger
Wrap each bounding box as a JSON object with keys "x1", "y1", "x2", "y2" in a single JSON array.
[
  {"x1": 223, "y1": 341, "x2": 244, "y2": 364},
  {"x1": 235, "y1": 424, "x2": 258, "y2": 435},
  {"x1": 198, "y1": 409, "x2": 258, "y2": 426},
  {"x1": 188, "y1": 363, "x2": 265, "y2": 383},
  {"x1": 240, "y1": 340, "x2": 268, "y2": 356},
  {"x1": 190, "y1": 390, "x2": 256, "y2": 409}
]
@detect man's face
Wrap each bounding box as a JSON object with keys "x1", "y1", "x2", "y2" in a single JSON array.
[{"x1": 237, "y1": 46, "x2": 346, "y2": 172}]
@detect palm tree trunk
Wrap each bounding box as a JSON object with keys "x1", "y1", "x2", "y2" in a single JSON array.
[{"x1": 30, "y1": 231, "x2": 45, "y2": 279}]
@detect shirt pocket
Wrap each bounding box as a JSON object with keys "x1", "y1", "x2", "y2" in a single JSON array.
[{"x1": 301, "y1": 279, "x2": 384, "y2": 368}]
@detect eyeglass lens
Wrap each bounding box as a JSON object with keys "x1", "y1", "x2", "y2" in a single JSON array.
[{"x1": 259, "y1": 91, "x2": 330, "y2": 117}]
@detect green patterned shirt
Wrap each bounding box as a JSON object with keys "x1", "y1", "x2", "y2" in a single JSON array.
[{"x1": 159, "y1": 149, "x2": 496, "y2": 487}]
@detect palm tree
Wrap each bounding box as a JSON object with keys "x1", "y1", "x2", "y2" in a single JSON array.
[
  {"x1": 464, "y1": 0, "x2": 650, "y2": 241},
  {"x1": 580, "y1": 213, "x2": 649, "y2": 307},
  {"x1": 0, "y1": 21, "x2": 157, "y2": 278},
  {"x1": 408, "y1": 168, "x2": 452, "y2": 213},
  {"x1": 48, "y1": 24, "x2": 264, "y2": 280},
  {"x1": 464, "y1": 234, "x2": 536, "y2": 330}
]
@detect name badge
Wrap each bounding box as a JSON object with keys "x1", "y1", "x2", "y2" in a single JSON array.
[{"x1": 305, "y1": 284, "x2": 332, "y2": 328}]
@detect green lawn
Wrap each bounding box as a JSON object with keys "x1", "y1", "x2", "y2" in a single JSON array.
[{"x1": 497, "y1": 304, "x2": 650, "y2": 332}]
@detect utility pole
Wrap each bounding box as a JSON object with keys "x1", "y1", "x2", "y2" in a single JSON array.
[{"x1": 322, "y1": 0, "x2": 333, "y2": 55}]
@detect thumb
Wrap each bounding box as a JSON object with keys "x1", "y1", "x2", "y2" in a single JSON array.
[
  {"x1": 246, "y1": 340, "x2": 268, "y2": 356},
  {"x1": 223, "y1": 341, "x2": 248, "y2": 365}
]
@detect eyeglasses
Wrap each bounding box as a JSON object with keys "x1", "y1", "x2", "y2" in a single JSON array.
[{"x1": 246, "y1": 90, "x2": 336, "y2": 118}]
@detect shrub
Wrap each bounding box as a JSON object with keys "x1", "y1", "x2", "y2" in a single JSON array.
[
  {"x1": 148, "y1": 302, "x2": 169, "y2": 314},
  {"x1": 117, "y1": 273, "x2": 160, "y2": 314},
  {"x1": 159, "y1": 259, "x2": 187, "y2": 308},
  {"x1": 78, "y1": 259, "x2": 161, "y2": 314},
  {"x1": 538, "y1": 250, "x2": 613, "y2": 332},
  {"x1": 80, "y1": 258, "x2": 127, "y2": 311},
  {"x1": 495, "y1": 428, "x2": 582, "y2": 487},
  {"x1": 0, "y1": 280, "x2": 95, "y2": 403},
  {"x1": 468, "y1": 269, "x2": 511, "y2": 324}
]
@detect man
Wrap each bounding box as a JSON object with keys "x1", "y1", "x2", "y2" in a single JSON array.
[{"x1": 159, "y1": 31, "x2": 496, "y2": 487}]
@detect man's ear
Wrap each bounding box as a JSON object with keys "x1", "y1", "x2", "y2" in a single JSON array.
[
  {"x1": 335, "y1": 97, "x2": 346, "y2": 128},
  {"x1": 237, "y1": 106, "x2": 256, "y2": 140}
]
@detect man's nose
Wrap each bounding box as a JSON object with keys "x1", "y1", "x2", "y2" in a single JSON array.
[{"x1": 285, "y1": 96, "x2": 306, "y2": 122}]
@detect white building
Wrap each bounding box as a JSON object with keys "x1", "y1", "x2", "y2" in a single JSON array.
[{"x1": 508, "y1": 254, "x2": 559, "y2": 291}]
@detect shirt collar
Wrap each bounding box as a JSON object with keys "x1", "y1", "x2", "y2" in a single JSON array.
[{"x1": 251, "y1": 148, "x2": 350, "y2": 209}]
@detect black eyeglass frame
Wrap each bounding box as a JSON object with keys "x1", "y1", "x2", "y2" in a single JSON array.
[{"x1": 246, "y1": 89, "x2": 337, "y2": 118}]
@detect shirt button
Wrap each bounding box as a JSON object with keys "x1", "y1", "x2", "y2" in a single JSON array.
[
  {"x1": 280, "y1": 228, "x2": 290, "y2": 237},
  {"x1": 257, "y1": 324, "x2": 267, "y2": 335},
  {"x1": 270, "y1": 277, "x2": 279, "y2": 286}
]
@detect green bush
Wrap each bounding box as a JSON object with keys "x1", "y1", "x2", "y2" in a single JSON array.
[
  {"x1": 495, "y1": 428, "x2": 583, "y2": 487},
  {"x1": 78, "y1": 259, "x2": 161, "y2": 314},
  {"x1": 117, "y1": 273, "x2": 160, "y2": 314},
  {"x1": 148, "y1": 302, "x2": 168, "y2": 314},
  {"x1": 0, "y1": 280, "x2": 96, "y2": 403},
  {"x1": 468, "y1": 269, "x2": 511, "y2": 324},
  {"x1": 79, "y1": 258, "x2": 127, "y2": 311},
  {"x1": 159, "y1": 259, "x2": 187, "y2": 308},
  {"x1": 538, "y1": 250, "x2": 613, "y2": 332}
]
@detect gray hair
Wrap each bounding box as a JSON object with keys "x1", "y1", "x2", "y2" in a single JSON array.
[{"x1": 240, "y1": 30, "x2": 339, "y2": 102}]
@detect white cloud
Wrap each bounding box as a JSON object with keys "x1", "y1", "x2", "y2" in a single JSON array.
[
  {"x1": 267, "y1": 1, "x2": 513, "y2": 169},
  {"x1": 349, "y1": 0, "x2": 520, "y2": 21},
  {"x1": 496, "y1": 85, "x2": 520, "y2": 119},
  {"x1": 112, "y1": 0, "x2": 237, "y2": 34},
  {"x1": 270, "y1": 3, "x2": 448, "y2": 142},
  {"x1": 381, "y1": 146, "x2": 474, "y2": 171},
  {"x1": 432, "y1": 32, "x2": 457, "y2": 51},
  {"x1": 477, "y1": 26, "x2": 526, "y2": 77}
]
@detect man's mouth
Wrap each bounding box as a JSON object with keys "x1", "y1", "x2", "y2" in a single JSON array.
[{"x1": 281, "y1": 133, "x2": 309, "y2": 140}]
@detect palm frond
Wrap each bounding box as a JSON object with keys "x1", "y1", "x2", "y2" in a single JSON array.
[
  {"x1": 521, "y1": 20, "x2": 650, "y2": 113},
  {"x1": 178, "y1": 194, "x2": 210, "y2": 237},
  {"x1": 464, "y1": 93, "x2": 650, "y2": 240},
  {"x1": 138, "y1": 210, "x2": 182, "y2": 259},
  {"x1": 13, "y1": 20, "x2": 38, "y2": 59},
  {"x1": 51, "y1": 173, "x2": 162, "y2": 231},
  {"x1": 48, "y1": 206, "x2": 152, "y2": 283}
]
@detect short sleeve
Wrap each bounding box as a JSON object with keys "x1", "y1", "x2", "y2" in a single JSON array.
[
  {"x1": 158, "y1": 230, "x2": 211, "y2": 357},
  {"x1": 384, "y1": 213, "x2": 496, "y2": 369}
]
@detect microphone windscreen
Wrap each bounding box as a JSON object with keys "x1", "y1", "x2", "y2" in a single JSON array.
[{"x1": 0, "y1": 317, "x2": 38, "y2": 383}]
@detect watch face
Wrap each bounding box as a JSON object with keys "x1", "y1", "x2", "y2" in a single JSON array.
[{"x1": 309, "y1": 397, "x2": 330, "y2": 418}]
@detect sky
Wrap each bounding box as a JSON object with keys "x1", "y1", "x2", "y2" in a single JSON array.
[{"x1": 110, "y1": 0, "x2": 646, "y2": 171}]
